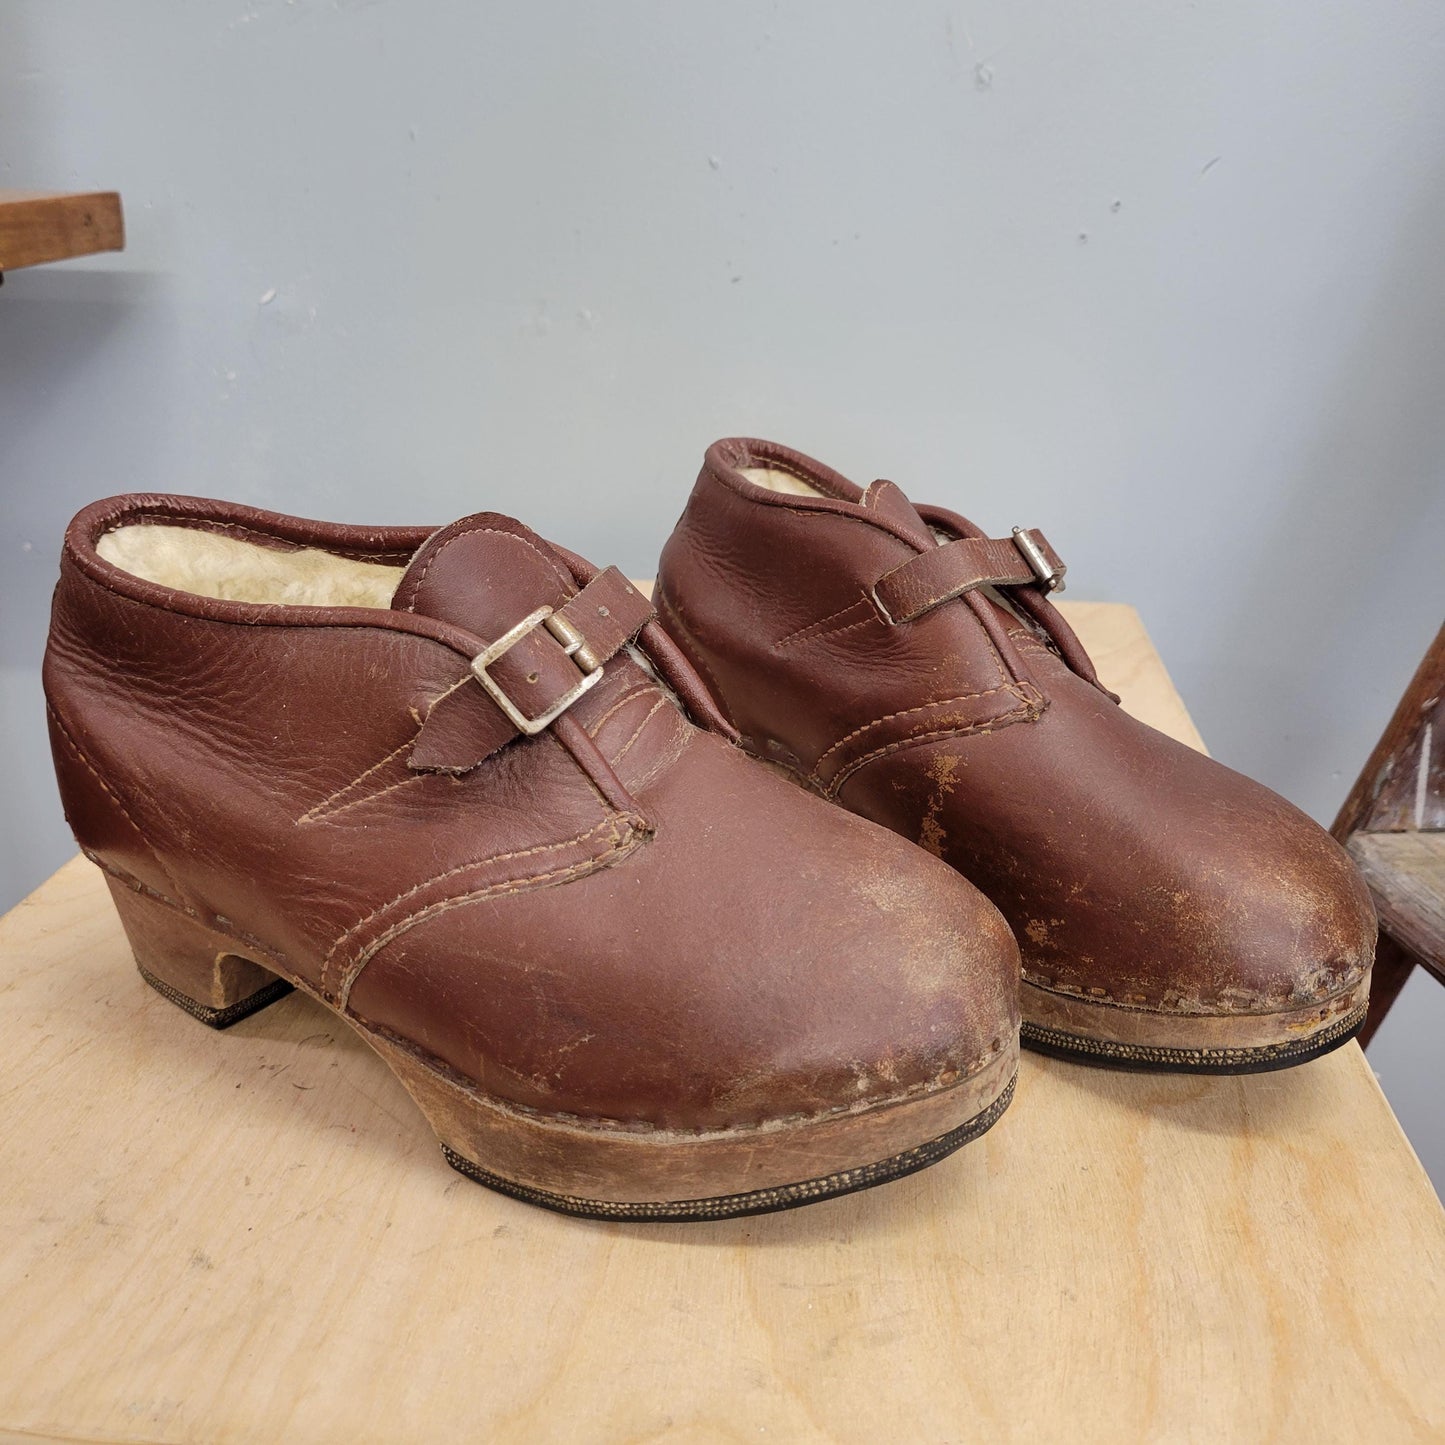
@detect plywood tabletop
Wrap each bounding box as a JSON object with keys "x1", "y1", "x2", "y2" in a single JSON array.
[
  {"x1": 0, "y1": 189, "x2": 124, "y2": 273},
  {"x1": 1, "y1": 601, "x2": 1441, "y2": 1443}
]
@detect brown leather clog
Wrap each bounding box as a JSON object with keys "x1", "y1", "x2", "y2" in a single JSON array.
[
  {"x1": 656, "y1": 438, "x2": 1376, "y2": 1074},
  {"x1": 44, "y1": 495, "x2": 1019, "y2": 1219}
]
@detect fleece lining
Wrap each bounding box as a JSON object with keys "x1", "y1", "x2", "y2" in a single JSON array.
[
  {"x1": 96, "y1": 523, "x2": 407, "y2": 608},
  {"x1": 738, "y1": 466, "x2": 826, "y2": 498}
]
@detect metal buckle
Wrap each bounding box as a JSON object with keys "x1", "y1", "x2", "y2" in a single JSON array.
[
  {"x1": 469, "y1": 606, "x2": 604, "y2": 735},
  {"x1": 1012, "y1": 528, "x2": 1066, "y2": 593}
]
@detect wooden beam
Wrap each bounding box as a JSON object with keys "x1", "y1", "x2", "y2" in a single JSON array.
[
  {"x1": 1332, "y1": 623, "x2": 1445, "y2": 840},
  {"x1": 1348, "y1": 830, "x2": 1445, "y2": 977},
  {"x1": 0, "y1": 189, "x2": 124, "y2": 273}
]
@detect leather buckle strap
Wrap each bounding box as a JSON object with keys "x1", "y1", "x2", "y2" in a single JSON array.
[
  {"x1": 471, "y1": 606, "x2": 605, "y2": 736},
  {"x1": 468, "y1": 565, "x2": 654, "y2": 733},
  {"x1": 871, "y1": 529, "x2": 1066, "y2": 626},
  {"x1": 409, "y1": 567, "x2": 655, "y2": 773}
]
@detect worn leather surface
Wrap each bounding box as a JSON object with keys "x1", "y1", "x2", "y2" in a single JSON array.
[
  {"x1": 872, "y1": 529, "x2": 1064, "y2": 624},
  {"x1": 45, "y1": 493, "x2": 1019, "y2": 1132},
  {"x1": 656, "y1": 438, "x2": 1377, "y2": 1018}
]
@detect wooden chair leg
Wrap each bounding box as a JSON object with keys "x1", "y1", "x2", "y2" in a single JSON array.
[{"x1": 1359, "y1": 933, "x2": 1418, "y2": 1049}]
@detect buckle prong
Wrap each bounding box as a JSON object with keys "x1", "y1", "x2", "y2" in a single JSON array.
[
  {"x1": 542, "y1": 611, "x2": 601, "y2": 671},
  {"x1": 470, "y1": 606, "x2": 604, "y2": 735}
]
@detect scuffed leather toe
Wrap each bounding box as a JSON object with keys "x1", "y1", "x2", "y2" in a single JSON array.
[
  {"x1": 348, "y1": 730, "x2": 1021, "y2": 1132},
  {"x1": 853, "y1": 688, "x2": 1376, "y2": 1019},
  {"x1": 1132, "y1": 785, "x2": 1376, "y2": 1018},
  {"x1": 653, "y1": 438, "x2": 1378, "y2": 1070}
]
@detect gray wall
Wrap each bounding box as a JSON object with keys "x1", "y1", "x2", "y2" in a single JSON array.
[{"x1": 3, "y1": 2, "x2": 1443, "y2": 1182}]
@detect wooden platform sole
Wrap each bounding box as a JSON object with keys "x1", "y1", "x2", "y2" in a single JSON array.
[
  {"x1": 1020, "y1": 968, "x2": 1372, "y2": 1073},
  {"x1": 107, "y1": 874, "x2": 1017, "y2": 1221}
]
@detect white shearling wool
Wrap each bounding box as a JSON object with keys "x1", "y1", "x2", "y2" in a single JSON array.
[
  {"x1": 739, "y1": 466, "x2": 826, "y2": 498},
  {"x1": 96, "y1": 524, "x2": 407, "y2": 608}
]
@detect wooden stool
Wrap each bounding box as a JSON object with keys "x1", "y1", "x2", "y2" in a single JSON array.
[{"x1": 1332, "y1": 624, "x2": 1445, "y2": 1045}]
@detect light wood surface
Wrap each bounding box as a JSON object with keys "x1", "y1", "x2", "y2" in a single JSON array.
[
  {"x1": 0, "y1": 189, "x2": 124, "y2": 273},
  {"x1": 1349, "y1": 832, "x2": 1445, "y2": 974},
  {"x1": 1, "y1": 602, "x2": 1441, "y2": 1444}
]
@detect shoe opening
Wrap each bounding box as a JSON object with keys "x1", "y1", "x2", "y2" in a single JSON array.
[
  {"x1": 737, "y1": 467, "x2": 828, "y2": 498},
  {"x1": 96, "y1": 523, "x2": 407, "y2": 608}
]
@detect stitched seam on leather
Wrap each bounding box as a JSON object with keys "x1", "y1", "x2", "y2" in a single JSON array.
[
  {"x1": 306, "y1": 769, "x2": 430, "y2": 826},
  {"x1": 400, "y1": 525, "x2": 573, "y2": 612},
  {"x1": 654, "y1": 589, "x2": 730, "y2": 713},
  {"x1": 585, "y1": 683, "x2": 657, "y2": 737},
  {"x1": 301, "y1": 666, "x2": 505, "y2": 823},
  {"x1": 880, "y1": 548, "x2": 1040, "y2": 622},
  {"x1": 773, "y1": 596, "x2": 872, "y2": 649},
  {"x1": 827, "y1": 699, "x2": 1038, "y2": 797},
  {"x1": 709, "y1": 482, "x2": 945, "y2": 553},
  {"x1": 102, "y1": 515, "x2": 414, "y2": 566},
  {"x1": 357, "y1": 1014, "x2": 1012, "y2": 1133},
  {"x1": 756, "y1": 457, "x2": 818, "y2": 488},
  {"x1": 807, "y1": 614, "x2": 884, "y2": 646},
  {"x1": 811, "y1": 683, "x2": 1017, "y2": 779},
  {"x1": 560, "y1": 725, "x2": 648, "y2": 819},
  {"x1": 330, "y1": 814, "x2": 617, "y2": 946},
  {"x1": 721, "y1": 453, "x2": 852, "y2": 500},
  {"x1": 85, "y1": 850, "x2": 190, "y2": 909},
  {"x1": 338, "y1": 829, "x2": 637, "y2": 1007},
  {"x1": 320, "y1": 814, "x2": 617, "y2": 994},
  {"x1": 737, "y1": 741, "x2": 830, "y2": 798},
  {"x1": 418, "y1": 672, "x2": 473, "y2": 716},
  {"x1": 621, "y1": 709, "x2": 690, "y2": 795},
  {"x1": 1007, "y1": 626, "x2": 1056, "y2": 654},
  {"x1": 61, "y1": 561, "x2": 487, "y2": 644},
  {"x1": 47, "y1": 702, "x2": 185, "y2": 898},
  {"x1": 1021, "y1": 969, "x2": 1370, "y2": 1014},
  {"x1": 84, "y1": 850, "x2": 291, "y2": 970},
  {"x1": 986, "y1": 625, "x2": 1011, "y2": 686},
  {"x1": 611, "y1": 698, "x2": 668, "y2": 765},
  {"x1": 297, "y1": 736, "x2": 418, "y2": 825}
]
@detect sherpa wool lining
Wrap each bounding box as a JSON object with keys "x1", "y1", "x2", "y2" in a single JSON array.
[
  {"x1": 96, "y1": 523, "x2": 407, "y2": 608},
  {"x1": 739, "y1": 466, "x2": 826, "y2": 498}
]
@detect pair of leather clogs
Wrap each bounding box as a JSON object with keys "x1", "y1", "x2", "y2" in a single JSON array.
[{"x1": 43, "y1": 438, "x2": 1375, "y2": 1220}]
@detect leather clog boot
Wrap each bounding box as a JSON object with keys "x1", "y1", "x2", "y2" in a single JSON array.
[
  {"x1": 655, "y1": 438, "x2": 1376, "y2": 1074},
  {"x1": 44, "y1": 494, "x2": 1019, "y2": 1219}
]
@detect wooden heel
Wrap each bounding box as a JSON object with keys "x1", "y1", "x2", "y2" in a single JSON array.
[
  {"x1": 105, "y1": 878, "x2": 293, "y2": 1029},
  {"x1": 365, "y1": 1027, "x2": 1018, "y2": 1220}
]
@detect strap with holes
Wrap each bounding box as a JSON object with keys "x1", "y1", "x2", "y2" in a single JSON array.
[
  {"x1": 409, "y1": 567, "x2": 655, "y2": 773},
  {"x1": 871, "y1": 530, "x2": 1065, "y2": 625}
]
